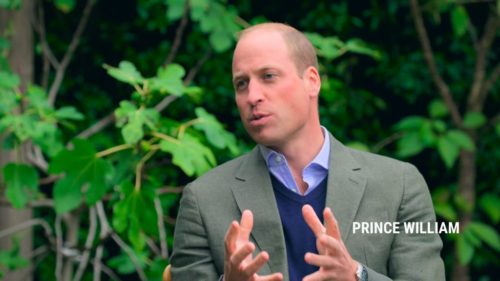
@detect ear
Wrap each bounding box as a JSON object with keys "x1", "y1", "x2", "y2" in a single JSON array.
[{"x1": 304, "y1": 66, "x2": 321, "y2": 97}]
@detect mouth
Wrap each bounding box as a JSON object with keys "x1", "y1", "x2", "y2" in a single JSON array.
[{"x1": 248, "y1": 113, "x2": 271, "y2": 126}]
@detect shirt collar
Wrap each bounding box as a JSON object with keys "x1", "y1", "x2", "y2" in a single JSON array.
[{"x1": 259, "y1": 126, "x2": 330, "y2": 170}]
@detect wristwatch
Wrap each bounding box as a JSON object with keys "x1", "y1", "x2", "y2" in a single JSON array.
[{"x1": 355, "y1": 262, "x2": 368, "y2": 281}]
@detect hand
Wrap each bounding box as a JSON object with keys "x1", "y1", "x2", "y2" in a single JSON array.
[
  {"x1": 302, "y1": 205, "x2": 358, "y2": 281},
  {"x1": 223, "y1": 210, "x2": 283, "y2": 281}
]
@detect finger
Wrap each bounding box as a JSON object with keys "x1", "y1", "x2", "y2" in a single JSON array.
[
  {"x1": 241, "y1": 251, "x2": 269, "y2": 276},
  {"x1": 256, "y1": 272, "x2": 283, "y2": 281},
  {"x1": 230, "y1": 242, "x2": 255, "y2": 266},
  {"x1": 302, "y1": 205, "x2": 325, "y2": 237},
  {"x1": 304, "y1": 252, "x2": 335, "y2": 268},
  {"x1": 302, "y1": 270, "x2": 326, "y2": 281},
  {"x1": 324, "y1": 207, "x2": 341, "y2": 240},
  {"x1": 318, "y1": 234, "x2": 342, "y2": 255},
  {"x1": 239, "y1": 210, "x2": 254, "y2": 241},
  {"x1": 224, "y1": 221, "x2": 240, "y2": 255}
]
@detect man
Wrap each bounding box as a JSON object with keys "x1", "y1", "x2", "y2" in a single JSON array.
[{"x1": 170, "y1": 23, "x2": 445, "y2": 281}]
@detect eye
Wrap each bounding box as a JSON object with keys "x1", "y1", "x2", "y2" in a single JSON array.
[
  {"x1": 262, "y1": 73, "x2": 276, "y2": 80},
  {"x1": 234, "y1": 79, "x2": 248, "y2": 91}
]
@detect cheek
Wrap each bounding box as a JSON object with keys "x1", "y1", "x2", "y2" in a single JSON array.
[{"x1": 235, "y1": 96, "x2": 248, "y2": 116}]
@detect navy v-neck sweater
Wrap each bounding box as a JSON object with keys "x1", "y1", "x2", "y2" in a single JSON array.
[{"x1": 270, "y1": 175, "x2": 328, "y2": 281}]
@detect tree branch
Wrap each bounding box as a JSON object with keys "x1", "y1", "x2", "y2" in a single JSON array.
[
  {"x1": 76, "y1": 112, "x2": 115, "y2": 139},
  {"x1": 93, "y1": 245, "x2": 104, "y2": 281},
  {"x1": 79, "y1": 48, "x2": 213, "y2": 140},
  {"x1": 154, "y1": 197, "x2": 168, "y2": 259},
  {"x1": 409, "y1": 0, "x2": 463, "y2": 126},
  {"x1": 164, "y1": 0, "x2": 190, "y2": 66},
  {"x1": 91, "y1": 250, "x2": 122, "y2": 281},
  {"x1": 184, "y1": 47, "x2": 212, "y2": 86},
  {"x1": 372, "y1": 132, "x2": 404, "y2": 153},
  {"x1": 481, "y1": 62, "x2": 500, "y2": 104},
  {"x1": 0, "y1": 218, "x2": 53, "y2": 243},
  {"x1": 32, "y1": 0, "x2": 60, "y2": 69},
  {"x1": 72, "y1": 207, "x2": 97, "y2": 281},
  {"x1": 55, "y1": 215, "x2": 63, "y2": 281},
  {"x1": 47, "y1": 0, "x2": 97, "y2": 106},
  {"x1": 95, "y1": 202, "x2": 147, "y2": 281},
  {"x1": 468, "y1": 13, "x2": 499, "y2": 111}
]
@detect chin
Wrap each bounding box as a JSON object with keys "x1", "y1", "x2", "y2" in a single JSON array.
[{"x1": 248, "y1": 131, "x2": 280, "y2": 147}]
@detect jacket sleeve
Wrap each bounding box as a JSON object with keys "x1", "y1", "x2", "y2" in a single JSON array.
[
  {"x1": 367, "y1": 163, "x2": 446, "y2": 281},
  {"x1": 170, "y1": 184, "x2": 220, "y2": 280}
]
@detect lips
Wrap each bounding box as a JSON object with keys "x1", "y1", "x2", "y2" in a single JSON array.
[{"x1": 248, "y1": 112, "x2": 271, "y2": 126}]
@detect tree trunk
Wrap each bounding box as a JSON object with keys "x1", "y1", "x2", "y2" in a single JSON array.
[
  {"x1": 451, "y1": 144, "x2": 477, "y2": 281},
  {"x1": 0, "y1": 1, "x2": 34, "y2": 281}
]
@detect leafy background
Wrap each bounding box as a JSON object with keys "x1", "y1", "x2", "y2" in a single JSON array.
[{"x1": 0, "y1": 0, "x2": 498, "y2": 281}]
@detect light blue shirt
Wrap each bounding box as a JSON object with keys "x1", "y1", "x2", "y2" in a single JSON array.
[{"x1": 259, "y1": 127, "x2": 330, "y2": 196}]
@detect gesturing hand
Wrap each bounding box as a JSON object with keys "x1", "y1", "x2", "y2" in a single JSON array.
[
  {"x1": 223, "y1": 210, "x2": 283, "y2": 281},
  {"x1": 302, "y1": 205, "x2": 358, "y2": 281}
]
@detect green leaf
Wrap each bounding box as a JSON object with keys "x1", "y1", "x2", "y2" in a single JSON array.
[
  {"x1": 437, "y1": 136, "x2": 460, "y2": 168},
  {"x1": 306, "y1": 33, "x2": 344, "y2": 60},
  {"x1": 52, "y1": 176, "x2": 84, "y2": 214},
  {"x1": 150, "y1": 64, "x2": 186, "y2": 96},
  {"x1": 0, "y1": 0, "x2": 21, "y2": 9},
  {"x1": 194, "y1": 107, "x2": 239, "y2": 154},
  {"x1": 428, "y1": 100, "x2": 448, "y2": 118},
  {"x1": 463, "y1": 227, "x2": 481, "y2": 247},
  {"x1": 345, "y1": 39, "x2": 381, "y2": 60},
  {"x1": 468, "y1": 222, "x2": 500, "y2": 251},
  {"x1": 0, "y1": 89, "x2": 18, "y2": 114},
  {"x1": 3, "y1": 163, "x2": 39, "y2": 208},
  {"x1": 104, "y1": 61, "x2": 144, "y2": 86},
  {"x1": 128, "y1": 217, "x2": 146, "y2": 251},
  {"x1": 122, "y1": 120, "x2": 144, "y2": 144},
  {"x1": 31, "y1": 122, "x2": 64, "y2": 157},
  {"x1": 397, "y1": 132, "x2": 425, "y2": 157},
  {"x1": 456, "y1": 234, "x2": 474, "y2": 265},
  {"x1": 115, "y1": 102, "x2": 159, "y2": 144},
  {"x1": 160, "y1": 133, "x2": 216, "y2": 176},
  {"x1": 463, "y1": 111, "x2": 486, "y2": 129},
  {"x1": 165, "y1": 0, "x2": 186, "y2": 20},
  {"x1": 55, "y1": 106, "x2": 84, "y2": 120},
  {"x1": 394, "y1": 116, "x2": 427, "y2": 131},
  {"x1": 480, "y1": 194, "x2": 500, "y2": 223},
  {"x1": 451, "y1": 6, "x2": 469, "y2": 37},
  {"x1": 49, "y1": 139, "x2": 113, "y2": 213},
  {"x1": 419, "y1": 121, "x2": 436, "y2": 145},
  {"x1": 0, "y1": 238, "x2": 29, "y2": 272},
  {"x1": 108, "y1": 251, "x2": 147, "y2": 274},
  {"x1": 434, "y1": 203, "x2": 457, "y2": 221},
  {"x1": 446, "y1": 130, "x2": 474, "y2": 151},
  {"x1": 112, "y1": 182, "x2": 157, "y2": 251},
  {"x1": 0, "y1": 71, "x2": 20, "y2": 89},
  {"x1": 209, "y1": 31, "x2": 232, "y2": 53},
  {"x1": 115, "y1": 101, "x2": 137, "y2": 127},
  {"x1": 26, "y1": 86, "x2": 50, "y2": 111},
  {"x1": 54, "y1": 0, "x2": 75, "y2": 13}
]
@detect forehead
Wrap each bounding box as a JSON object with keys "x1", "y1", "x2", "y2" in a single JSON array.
[{"x1": 232, "y1": 29, "x2": 294, "y2": 74}]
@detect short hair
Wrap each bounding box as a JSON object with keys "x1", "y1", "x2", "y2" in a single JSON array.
[{"x1": 237, "y1": 23, "x2": 319, "y2": 75}]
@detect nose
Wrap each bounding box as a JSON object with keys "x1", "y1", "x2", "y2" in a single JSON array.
[{"x1": 247, "y1": 79, "x2": 264, "y2": 106}]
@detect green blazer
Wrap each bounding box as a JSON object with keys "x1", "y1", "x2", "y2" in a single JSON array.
[{"x1": 171, "y1": 134, "x2": 445, "y2": 280}]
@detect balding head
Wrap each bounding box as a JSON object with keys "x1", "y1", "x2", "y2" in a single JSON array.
[{"x1": 235, "y1": 23, "x2": 319, "y2": 75}]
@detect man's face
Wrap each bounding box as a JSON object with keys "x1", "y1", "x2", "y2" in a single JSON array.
[{"x1": 232, "y1": 29, "x2": 318, "y2": 149}]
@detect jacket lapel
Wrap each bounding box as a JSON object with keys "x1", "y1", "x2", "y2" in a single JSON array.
[
  {"x1": 231, "y1": 147, "x2": 288, "y2": 278},
  {"x1": 326, "y1": 135, "x2": 367, "y2": 242}
]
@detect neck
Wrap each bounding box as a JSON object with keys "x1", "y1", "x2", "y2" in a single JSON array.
[{"x1": 271, "y1": 124, "x2": 324, "y2": 182}]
